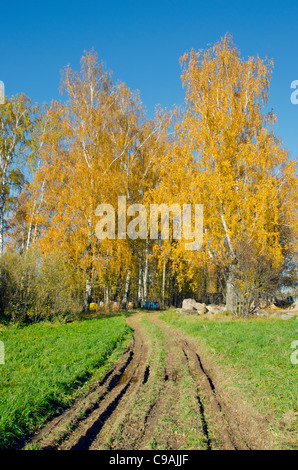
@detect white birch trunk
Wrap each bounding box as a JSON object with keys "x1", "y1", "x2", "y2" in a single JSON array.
[
  {"x1": 104, "y1": 284, "x2": 109, "y2": 308},
  {"x1": 84, "y1": 279, "x2": 92, "y2": 312},
  {"x1": 138, "y1": 262, "x2": 143, "y2": 307},
  {"x1": 162, "y1": 260, "x2": 166, "y2": 308},
  {"x1": 0, "y1": 204, "x2": 4, "y2": 256},
  {"x1": 122, "y1": 269, "x2": 131, "y2": 308},
  {"x1": 226, "y1": 263, "x2": 237, "y2": 313},
  {"x1": 26, "y1": 178, "x2": 45, "y2": 251},
  {"x1": 143, "y1": 245, "x2": 148, "y2": 302}
]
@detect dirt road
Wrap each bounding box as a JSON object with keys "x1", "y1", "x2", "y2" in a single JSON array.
[{"x1": 24, "y1": 312, "x2": 272, "y2": 450}]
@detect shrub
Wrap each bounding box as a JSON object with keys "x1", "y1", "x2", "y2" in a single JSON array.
[{"x1": 0, "y1": 250, "x2": 84, "y2": 323}]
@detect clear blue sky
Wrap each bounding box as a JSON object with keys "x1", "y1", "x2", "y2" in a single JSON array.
[{"x1": 1, "y1": 0, "x2": 298, "y2": 160}]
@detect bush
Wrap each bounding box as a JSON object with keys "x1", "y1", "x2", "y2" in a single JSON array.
[{"x1": 0, "y1": 250, "x2": 84, "y2": 324}]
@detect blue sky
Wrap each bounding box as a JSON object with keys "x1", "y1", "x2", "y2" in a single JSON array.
[{"x1": 1, "y1": 0, "x2": 298, "y2": 160}]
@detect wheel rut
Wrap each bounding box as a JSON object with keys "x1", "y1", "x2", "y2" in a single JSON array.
[{"x1": 23, "y1": 312, "x2": 268, "y2": 450}]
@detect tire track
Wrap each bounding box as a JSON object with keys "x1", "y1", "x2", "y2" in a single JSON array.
[
  {"x1": 148, "y1": 315, "x2": 250, "y2": 450},
  {"x1": 180, "y1": 344, "x2": 235, "y2": 450},
  {"x1": 22, "y1": 343, "x2": 134, "y2": 450},
  {"x1": 133, "y1": 314, "x2": 208, "y2": 450},
  {"x1": 23, "y1": 315, "x2": 150, "y2": 450},
  {"x1": 24, "y1": 311, "x2": 265, "y2": 450},
  {"x1": 63, "y1": 314, "x2": 150, "y2": 450}
]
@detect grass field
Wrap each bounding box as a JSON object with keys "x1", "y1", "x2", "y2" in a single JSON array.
[
  {"x1": 0, "y1": 315, "x2": 132, "y2": 450},
  {"x1": 0, "y1": 310, "x2": 297, "y2": 450},
  {"x1": 161, "y1": 311, "x2": 298, "y2": 447}
]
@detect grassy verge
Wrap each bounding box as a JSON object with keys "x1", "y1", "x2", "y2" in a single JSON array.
[
  {"x1": 0, "y1": 315, "x2": 132, "y2": 450},
  {"x1": 160, "y1": 310, "x2": 298, "y2": 448}
]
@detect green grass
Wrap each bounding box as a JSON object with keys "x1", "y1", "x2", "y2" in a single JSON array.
[
  {"x1": 160, "y1": 311, "x2": 298, "y2": 447},
  {"x1": 0, "y1": 315, "x2": 132, "y2": 450}
]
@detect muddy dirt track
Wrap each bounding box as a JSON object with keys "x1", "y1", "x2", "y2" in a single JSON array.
[{"x1": 24, "y1": 312, "x2": 273, "y2": 450}]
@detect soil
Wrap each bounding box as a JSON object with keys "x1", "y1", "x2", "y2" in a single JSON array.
[{"x1": 23, "y1": 311, "x2": 277, "y2": 451}]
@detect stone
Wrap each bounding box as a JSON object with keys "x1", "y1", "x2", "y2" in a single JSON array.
[
  {"x1": 182, "y1": 299, "x2": 197, "y2": 311},
  {"x1": 194, "y1": 302, "x2": 207, "y2": 313},
  {"x1": 255, "y1": 308, "x2": 269, "y2": 317},
  {"x1": 206, "y1": 304, "x2": 226, "y2": 314},
  {"x1": 181, "y1": 299, "x2": 207, "y2": 314},
  {"x1": 196, "y1": 307, "x2": 207, "y2": 315}
]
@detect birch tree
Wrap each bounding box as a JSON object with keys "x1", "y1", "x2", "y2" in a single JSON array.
[
  {"x1": 0, "y1": 94, "x2": 36, "y2": 254},
  {"x1": 26, "y1": 51, "x2": 169, "y2": 309},
  {"x1": 177, "y1": 34, "x2": 297, "y2": 313}
]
